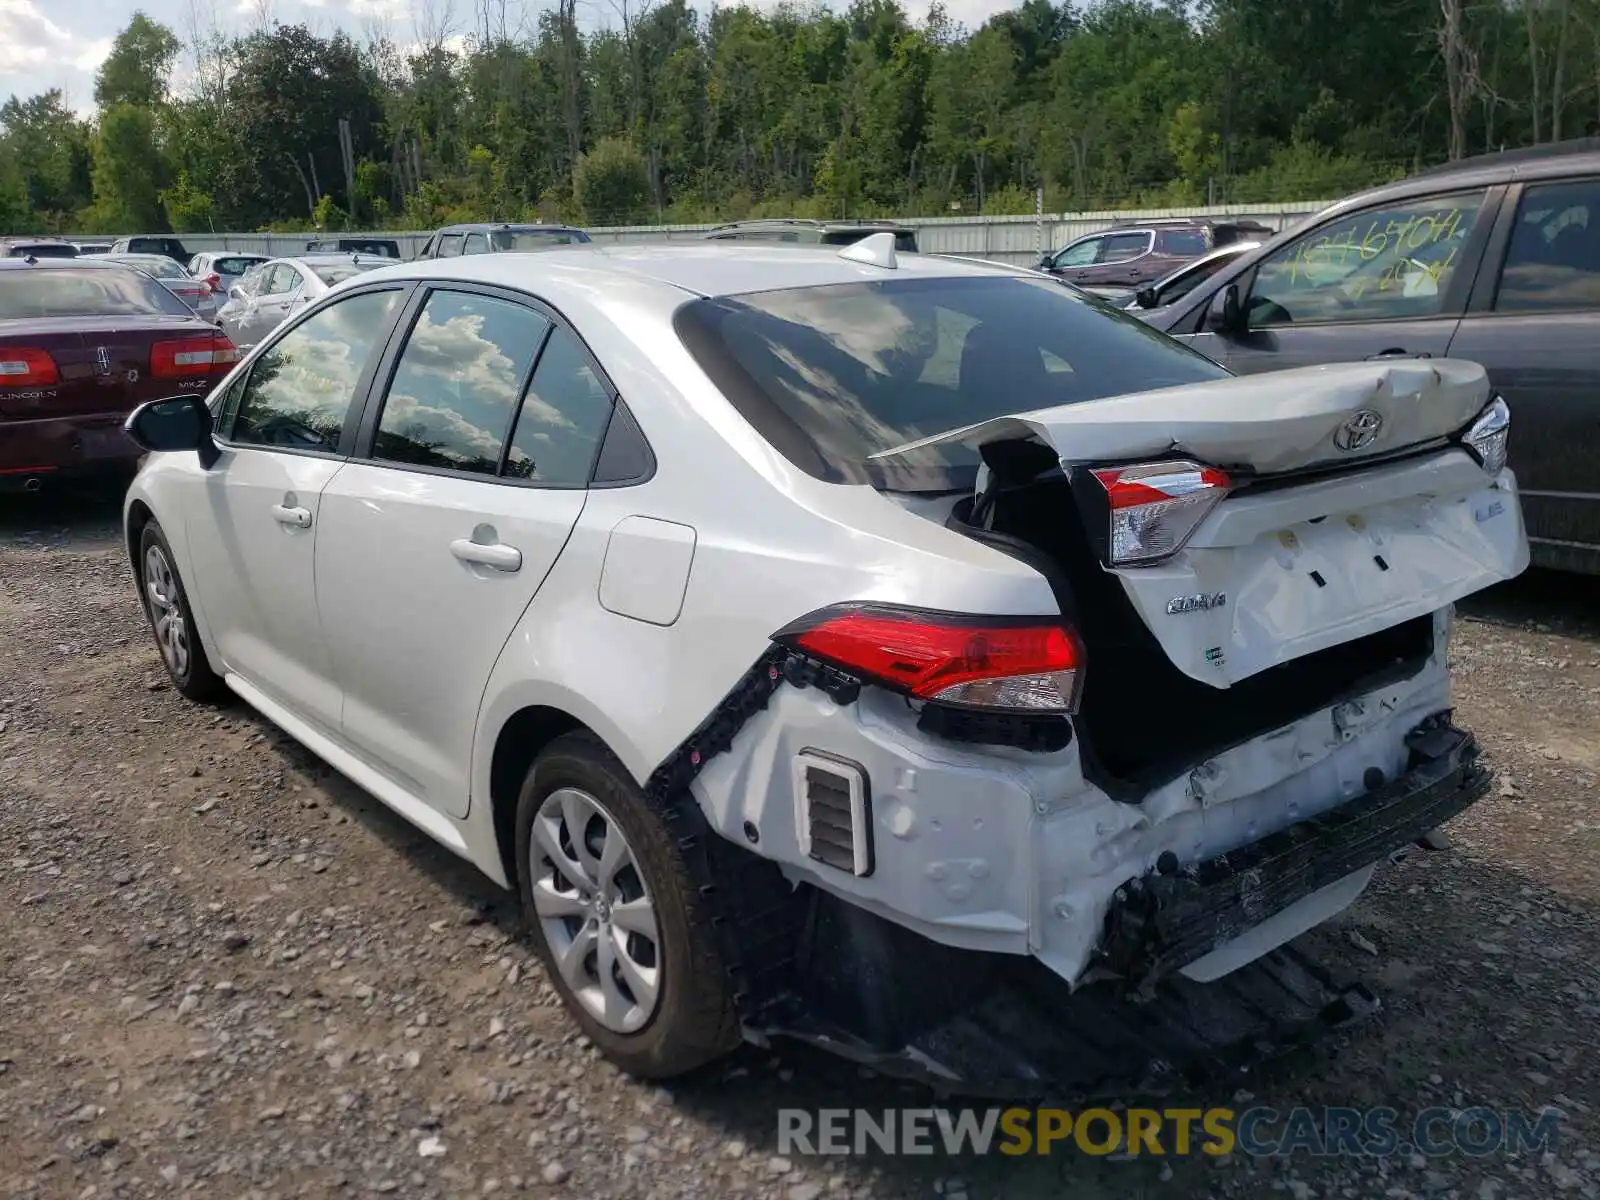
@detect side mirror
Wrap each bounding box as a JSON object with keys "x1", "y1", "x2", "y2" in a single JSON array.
[
  {"x1": 1036, "y1": 252, "x2": 1053, "y2": 269},
  {"x1": 1134, "y1": 286, "x2": 1158, "y2": 309},
  {"x1": 124, "y1": 395, "x2": 219, "y2": 469},
  {"x1": 228, "y1": 284, "x2": 246, "y2": 302},
  {"x1": 1207, "y1": 283, "x2": 1242, "y2": 333}
]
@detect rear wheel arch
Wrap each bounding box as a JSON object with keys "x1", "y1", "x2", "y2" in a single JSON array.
[{"x1": 488, "y1": 705, "x2": 591, "y2": 888}]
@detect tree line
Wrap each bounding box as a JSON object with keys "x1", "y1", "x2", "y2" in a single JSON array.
[{"x1": 0, "y1": 0, "x2": 1588, "y2": 235}]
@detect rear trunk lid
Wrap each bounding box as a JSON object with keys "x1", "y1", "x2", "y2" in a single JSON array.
[
  {"x1": 0, "y1": 314, "x2": 222, "y2": 422},
  {"x1": 877, "y1": 359, "x2": 1528, "y2": 687}
]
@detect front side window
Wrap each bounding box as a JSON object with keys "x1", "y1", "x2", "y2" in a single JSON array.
[
  {"x1": 1153, "y1": 251, "x2": 1243, "y2": 306},
  {"x1": 503, "y1": 327, "x2": 614, "y2": 485},
  {"x1": 1246, "y1": 190, "x2": 1490, "y2": 328},
  {"x1": 228, "y1": 289, "x2": 401, "y2": 451},
  {"x1": 1099, "y1": 232, "x2": 1153, "y2": 263},
  {"x1": 438, "y1": 234, "x2": 465, "y2": 258},
  {"x1": 675, "y1": 275, "x2": 1227, "y2": 490},
  {"x1": 463, "y1": 233, "x2": 489, "y2": 254},
  {"x1": 1053, "y1": 238, "x2": 1101, "y2": 268},
  {"x1": 1494, "y1": 179, "x2": 1600, "y2": 312},
  {"x1": 372, "y1": 290, "x2": 551, "y2": 475}
]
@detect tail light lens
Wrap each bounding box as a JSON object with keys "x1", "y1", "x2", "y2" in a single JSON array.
[
  {"x1": 1461, "y1": 395, "x2": 1510, "y2": 475},
  {"x1": 203, "y1": 273, "x2": 221, "y2": 292},
  {"x1": 775, "y1": 603, "x2": 1083, "y2": 713},
  {"x1": 0, "y1": 347, "x2": 61, "y2": 386},
  {"x1": 1077, "y1": 460, "x2": 1231, "y2": 565},
  {"x1": 151, "y1": 334, "x2": 239, "y2": 378}
]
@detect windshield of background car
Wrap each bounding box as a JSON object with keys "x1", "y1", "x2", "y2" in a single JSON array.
[
  {"x1": 675, "y1": 274, "x2": 1228, "y2": 491},
  {"x1": 821, "y1": 230, "x2": 920, "y2": 253},
  {"x1": 0, "y1": 267, "x2": 192, "y2": 318},
  {"x1": 7, "y1": 243, "x2": 77, "y2": 258},
  {"x1": 111, "y1": 255, "x2": 186, "y2": 279},
  {"x1": 310, "y1": 261, "x2": 384, "y2": 285},
  {"x1": 489, "y1": 230, "x2": 589, "y2": 250}
]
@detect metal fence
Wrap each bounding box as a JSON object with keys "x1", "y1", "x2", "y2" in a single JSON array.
[{"x1": 151, "y1": 202, "x2": 1328, "y2": 266}]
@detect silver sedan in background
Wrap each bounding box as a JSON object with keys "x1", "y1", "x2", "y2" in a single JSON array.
[
  {"x1": 188, "y1": 252, "x2": 269, "y2": 299},
  {"x1": 92, "y1": 253, "x2": 221, "y2": 321},
  {"x1": 217, "y1": 254, "x2": 387, "y2": 349}
]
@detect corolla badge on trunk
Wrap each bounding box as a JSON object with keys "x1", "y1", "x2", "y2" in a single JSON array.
[
  {"x1": 1166, "y1": 592, "x2": 1227, "y2": 615},
  {"x1": 1334, "y1": 408, "x2": 1384, "y2": 451}
]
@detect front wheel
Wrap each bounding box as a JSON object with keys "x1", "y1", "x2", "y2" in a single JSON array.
[
  {"x1": 138, "y1": 520, "x2": 223, "y2": 702},
  {"x1": 514, "y1": 731, "x2": 740, "y2": 1078}
]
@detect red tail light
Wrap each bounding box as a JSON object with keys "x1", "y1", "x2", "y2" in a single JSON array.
[
  {"x1": 1081, "y1": 460, "x2": 1231, "y2": 565},
  {"x1": 151, "y1": 334, "x2": 239, "y2": 378},
  {"x1": 775, "y1": 603, "x2": 1083, "y2": 713},
  {"x1": 0, "y1": 347, "x2": 61, "y2": 387},
  {"x1": 203, "y1": 273, "x2": 221, "y2": 292}
]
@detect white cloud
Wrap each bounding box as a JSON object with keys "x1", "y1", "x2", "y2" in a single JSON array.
[{"x1": 72, "y1": 38, "x2": 113, "y2": 73}]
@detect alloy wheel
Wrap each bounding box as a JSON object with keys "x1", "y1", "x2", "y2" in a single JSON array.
[
  {"x1": 143, "y1": 544, "x2": 190, "y2": 680},
  {"x1": 529, "y1": 786, "x2": 662, "y2": 1034}
]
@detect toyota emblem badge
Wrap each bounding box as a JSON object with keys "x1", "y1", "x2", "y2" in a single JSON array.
[{"x1": 1333, "y1": 408, "x2": 1384, "y2": 452}]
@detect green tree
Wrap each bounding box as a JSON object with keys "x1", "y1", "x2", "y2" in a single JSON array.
[
  {"x1": 94, "y1": 13, "x2": 180, "y2": 109},
  {"x1": 574, "y1": 137, "x2": 652, "y2": 224},
  {"x1": 90, "y1": 104, "x2": 166, "y2": 231},
  {"x1": 160, "y1": 171, "x2": 215, "y2": 232}
]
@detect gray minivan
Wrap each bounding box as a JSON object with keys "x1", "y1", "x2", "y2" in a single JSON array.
[{"x1": 1145, "y1": 139, "x2": 1600, "y2": 576}]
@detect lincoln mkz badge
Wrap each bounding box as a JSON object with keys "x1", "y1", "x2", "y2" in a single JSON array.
[
  {"x1": 94, "y1": 346, "x2": 112, "y2": 376},
  {"x1": 1167, "y1": 592, "x2": 1227, "y2": 615},
  {"x1": 1333, "y1": 408, "x2": 1384, "y2": 452}
]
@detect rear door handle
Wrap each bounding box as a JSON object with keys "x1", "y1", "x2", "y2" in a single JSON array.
[
  {"x1": 270, "y1": 504, "x2": 312, "y2": 529},
  {"x1": 450, "y1": 539, "x2": 522, "y2": 572},
  {"x1": 1365, "y1": 348, "x2": 1432, "y2": 360}
]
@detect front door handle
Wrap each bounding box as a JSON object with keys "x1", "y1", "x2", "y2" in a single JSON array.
[
  {"x1": 1365, "y1": 348, "x2": 1432, "y2": 360},
  {"x1": 271, "y1": 504, "x2": 312, "y2": 529},
  {"x1": 450, "y1": 539, "x2": 522, "y2": 572}
]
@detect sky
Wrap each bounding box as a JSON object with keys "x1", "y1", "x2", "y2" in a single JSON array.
[{"x1": 0, "y1": 0, "x2": 1012, "y2": 115}]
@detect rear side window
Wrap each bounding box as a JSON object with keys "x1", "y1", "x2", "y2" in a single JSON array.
[
  {"x1": 464, "y1": 233, "x2": 489, "y2": 254},
  {"x1": 503, "y1": 327, "x2": 614, "y2": 485},
  {"x1": 228, "y1": 290, "x2": 401, "y2": 451},
  {"x1": 1099, "y1": 232, "x2": 1152, "y2": 262},
  {"x1": 1494, "y1": 179, "x2": 1600, "y2": 311},
  {"x1": 674, "y1": 275, "x2": 1227, "y2": 490},
  {"x1": 438, "y1": 234, "x2": 465, "y2": 258},
  {"x1": 0, "y1": 267, "x2": 190, "y2": 318},
  {"x1": 372, "y1": 290, "x2": 551, "y2": 475},
  {"x1": 1157, "y1": 229, "x2": 1208, "y2": 256}
]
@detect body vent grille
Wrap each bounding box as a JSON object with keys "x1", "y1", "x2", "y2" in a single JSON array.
[{"x1": 792, "y1": 751, "x2": 872, "y2": 876}]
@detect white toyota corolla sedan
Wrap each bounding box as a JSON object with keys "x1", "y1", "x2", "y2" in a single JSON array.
[{"x1": 121, "y1": 237, "x2": 1526, "y2": 1093}]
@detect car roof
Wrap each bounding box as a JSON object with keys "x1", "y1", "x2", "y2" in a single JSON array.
[
  {"x1": 0, "y1": 256, "x2": 127, "y2": 270},
  {"x1": 708, "y1": 218, "x2": 914, "y2": 233},
  {"x1": 437, "y1": 223, "x2": 582, "y2": 234},
  {"x1": 357, "y1": 241, "x2": 1024, "y2": 301},
  {"x1": 1311, "y1": 137, "x2": 1600, "y2": 222}
]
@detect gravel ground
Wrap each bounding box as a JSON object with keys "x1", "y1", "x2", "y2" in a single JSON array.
[{"x1": 1, "y1": 491, "x2": 1597, "y2": 1200}]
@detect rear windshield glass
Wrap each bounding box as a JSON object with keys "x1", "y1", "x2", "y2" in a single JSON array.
[
  {"x1": 489, "y1": 229, "x2": 589, "y2": 250},
  {"x1": 675, "y1": 275, "x2": 1228, "y2": 491},
  {"x1": 309, "y1": 261, "x2": 384, "y2": 285},
  {"x1": 0, "y1": 268, "x2": 192, "y2": 318},
  {"x1": 7, "y1": 243, "x2": 77, "y2": 258},
  {"x1": 215, "y1": 256, "x2": 264, "y2": 274}
]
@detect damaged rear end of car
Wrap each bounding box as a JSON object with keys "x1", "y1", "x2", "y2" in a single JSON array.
[{"x1": 658, "y1": 270, "x2": 1526, "y2": 1096}]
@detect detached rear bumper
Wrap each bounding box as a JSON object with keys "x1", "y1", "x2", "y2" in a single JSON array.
[{"x1": 1100, "y1": 714, "x2": 1489, "y2": 989}]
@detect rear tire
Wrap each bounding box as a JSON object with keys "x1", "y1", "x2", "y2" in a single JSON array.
[
  {"x1": 138, "y1": 520, "x2": 223, "y2": 703},
  {"x1": 515, "y1": 731, "x2": 741, "y2": 1078}
]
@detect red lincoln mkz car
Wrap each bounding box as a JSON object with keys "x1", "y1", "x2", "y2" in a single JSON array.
[{"x1": 0, "y1": 257, "x2": 238, "y2": 491}]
